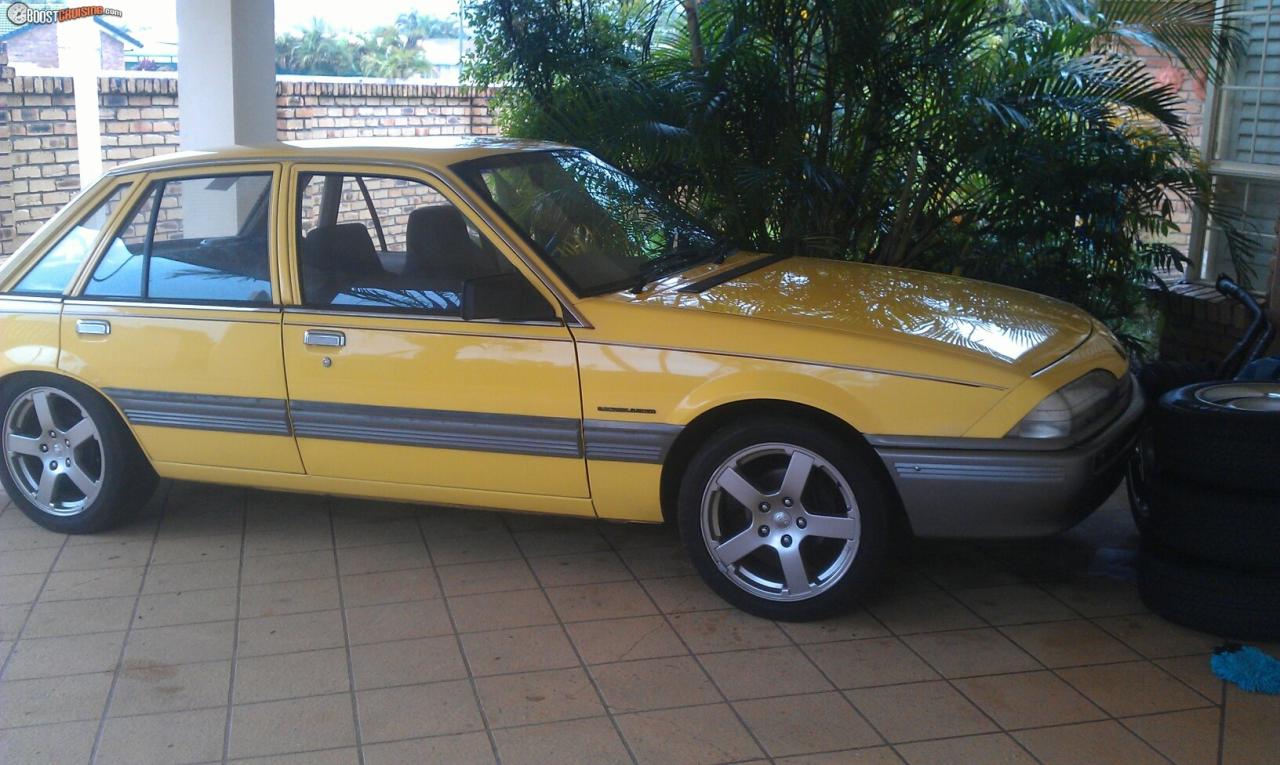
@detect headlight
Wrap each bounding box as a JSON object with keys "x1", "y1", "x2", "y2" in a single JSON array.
[{"x1": 1006, "y1": 370, "x2": 1123, "y2": 439}]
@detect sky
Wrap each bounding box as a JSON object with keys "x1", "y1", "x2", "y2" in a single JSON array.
[{"x1": 108, "y1": 0, "x2": 466, "y2": 44}]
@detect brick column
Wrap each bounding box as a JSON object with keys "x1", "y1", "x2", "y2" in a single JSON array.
[{"x1": 0, "y1": 43, "x2": 15, "y2": 259}]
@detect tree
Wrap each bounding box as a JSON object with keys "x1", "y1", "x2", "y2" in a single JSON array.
[{"x1": 276, "y1": 18, "x2": 435, "y2": 79}]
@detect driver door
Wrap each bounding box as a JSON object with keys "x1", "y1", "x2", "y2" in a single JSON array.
[{"x1": 279, "y1": 164, "x2": 590, "y2": 509}]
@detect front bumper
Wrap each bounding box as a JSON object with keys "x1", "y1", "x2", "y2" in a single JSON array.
[{"x1": 870, "y1": 376, "x2": 1145, "y2": 538}]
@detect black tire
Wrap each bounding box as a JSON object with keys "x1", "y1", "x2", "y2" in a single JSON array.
[
  {"x1": 0, "y1": 374, "x2": 156, "y2": 534},
  {"x1": 677, "y1": 418, "x2": 893, "y2": 621},
  {"x1": 1145, "y1": 475, "x2": 1280, "y2": 570},
  {"x1": 1139, "y1": 546, "x2": 1280, "y2": 641},
  {"x1": 1151, "y1": 381, "x2": 1280, "y2": 494}
]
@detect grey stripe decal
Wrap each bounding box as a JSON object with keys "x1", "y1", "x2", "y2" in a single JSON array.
[
  {"x1": 104, "y1": 388, "x2": 291, "y2": 436},
  {"x1": 290, "y1": 400, "x2": 583, "y2": 458},
  {"x1": 583, "y1": 420, "x2": 682, "y2": 464}
]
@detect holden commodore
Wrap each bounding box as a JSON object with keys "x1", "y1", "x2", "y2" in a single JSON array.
[{"x1": 0, "y1": 139, "x2": 1142, "y2": 619}]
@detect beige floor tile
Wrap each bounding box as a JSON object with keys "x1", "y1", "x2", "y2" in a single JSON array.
[
  {"x1": 776, "y1": 747, "x2": 904, "y2": 764},
  {"x1": 0, "y1": 601, "x2": 30, "y2": 640},
  {"x1": 493, "y1": 716, "x2": 630, "y2": 765},
  {"x1": 513, "y1": 527, "x2": 610, "y2": 558},
  {"x1": 337, "y1": 542, "x2": 432, "y2": 575},
  {"x1": 702, "y1": 645, "x2": 833, "y2": 701},
  {"x1": 1122, "y1": 708, "x2": 1221, "y2": 765},
  {"x1": 849, "y1": 680, "x2": 997, "y2": 743},
  {"x1": 566, "y1": 615, "x2": 688, "y2": 664},
  {"x1": 545, "y1": 580, "x2": 658, "y2": 622},
  {"x1": 1222, "y1": 684, "x2": 1280, "y2": 765},
  {"x1": 0, "y1": 547, "x2": 59, "y2": 577},
  {"x1": 641, "y1": 575, "x2": 730, "y2": 614},
  {"x1": 362, "y1": 731, "x2": 496, "y2": 765},
  {"x1": 148, "y1": 532, "x2": 241, "y2": 565},
  {"x1": 351, "y1": 635, "x2": 468, "y2": 689},
  {"x1": 1014, "y1": 720, "x2": 1168, "y2": 765},
  {"x1": 617, "y1": 545, "x2": 695, "y2": 580},
  {"x1": 912, "y1": 545, "x2": 1024, "y2": 591},
  {"x1": 0, "y1": 671, "x2": 113, "y2": 728},
  {"x1": 239, "y1": 577, "x2": 341, "y2": 618},
  {"x1": 229, "y1": 693, "x2": 357, "y2": 759},
  {"x1": 241, "y1": 550, "x2": 337, "y2": 585},
  {"x1": 616, "y1": 703, "x2": 764, "y2": 765},
  {"x1": 234, "y1": 648, "x2": 351, "y2": 703},
  {"x1": 778, "y1": 609, "x2": 889, "y2": 644},
  {"x1": 866, "y1": 588, "x2": 984, "y2": 634},
  {"x1": 344, "y1": 599, "x2": 454, "y2": 645},
  {"x1": 1095, "y1": 613, "x2": 1222, "y2": 658},
  {"x1": 903, "y1": 628, "x2": 1040, "y2": 678},
  {"x1": 418, "y1": 506, "x2": 510, "y2": 538},
  {"x1": 459, "y1": 624, "x2": 578, "y2": 677},
  {"x1": 133, "y1": 587, "x2": 238, "y2": 629},
  {"x1": 737, "y1": 690, "x2": 882, "y2": 756},
  {"x1": 52, "y1": 537, "x2": 153, "y2": 570},
  {"x1": 109, "y1": 659, "x2": 231, "y2": 717},
  {"x1": 40, "y1": 565, "x2": 144, "y2": 601},
  {"x1": 127, "y1": 621, "x2": 237, "y2": 665},
  {"x1": 1058, "y1": 660, "x2": 1213, "y2": 717},
  {"x1": 1003, "y1": 619, "x2": 1140, "y2": 667},
  {"x1": 427, "y1": 532, "x2": 521, "y2": 566},
  {"x1": 340, "y1": 567, "x2": 440, "y2": 607},
  {"x1": 242, "y1": 526, "x2": 333, "y2": 558},
  {"x1": 668, "y1": 608, "x2": 790, "y2": 653},
  {"x1": 437, "y1": 558, "x2": 538, "y2": 597},
  {"x1": 528, "y1": 551, "x2": 632, "y2": 588},
  {"x1": 474, "y1": 667, "x2": 604, "y2": 728},
  {"x1": 896, "y1": 733, "x2": 1037, "y2": 765},
  {"x1": 0, "y1": 572, "x2": 45, "y2": 605},
  {"x1": 449, "y1": 589, "x2": 557, "y2": 633},
  {"x1": 1042, "y1": 576, "x2": 1146, "y2": 618},
  {"x1": 955, "y1": 671, "x2": 1106, "y2": 730},
  {"x1": 591, "y1": 655, "x2": 720, "y2": 712},
  {"x1": 802, "y1": 637, "x2": 939, "y2": 689},
  {"x1": 234, "y1": 748, "x2": 360, "y2": 765},
  {"x1": 236, "y1": 610, "x2": 346, "y2": 656},
  {"x1": 0, "y1": 526, "x2": 65, "y2": 553},
  {"x1": 142, "y1": 558, "x2": 240, "y2": 594},
  {"x1": 5, "y1": 630, "x2": 126, "y2": 679},
  {"x1": 952, "y1": 584, "x2": 1077, "y2": 626},
  {"x1": 0, "y1": 719, "x2": 99, "y2": 763},
  {"x1": 332, "y1": 518, "x2": 422, "y2": 549},
  {"x1": 1156, "y1": 654, "x2": 1224, "y2": 704},
  {"x1": 97, "y1": 706, "x2": 228, "y2": 764},
  {"x1": 357, "y1": 679, "x2": 484, "y2": 742}
]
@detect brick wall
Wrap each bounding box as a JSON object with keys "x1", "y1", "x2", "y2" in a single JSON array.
[
  {"x1": 0, "y1": 45, "x2": 13, "y2": 253},
  {"x1": 0, "y1": 63, "x2": 498, "y2": 258}
]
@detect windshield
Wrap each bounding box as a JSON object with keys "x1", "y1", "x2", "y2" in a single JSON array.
[{"x1": 455, "y1": 150, "x2": 724, "y2": 296}]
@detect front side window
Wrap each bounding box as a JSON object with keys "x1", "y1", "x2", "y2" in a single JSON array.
[
  {"x1": 455, "y1": 150, "x2": 726, "y2": 296},
  {"x1": 83, "y1": 173, "x2": 273, "y2": 303},
  {"x1": 11, "y1": 184, "x2": 131, "y2": 295},
  {"x1": 296, "y1": 172, "x2": 524, "y2": 316}
]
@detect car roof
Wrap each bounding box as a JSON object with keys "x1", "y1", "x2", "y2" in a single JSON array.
[{"x1": 105, "y1": 136, "x2": 569, "y2": 176}]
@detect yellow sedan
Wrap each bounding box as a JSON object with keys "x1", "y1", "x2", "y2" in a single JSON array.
[{"x1": 0, "y1": 139, "x2": 1141, "y2": 619}]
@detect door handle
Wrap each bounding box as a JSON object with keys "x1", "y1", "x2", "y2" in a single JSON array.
[
  {"x1": 303, "y1": 330, "x2": 345, "y2": 348},
  {"x1": 75, "y1": 319, "x2": 111, "y2": 336}
]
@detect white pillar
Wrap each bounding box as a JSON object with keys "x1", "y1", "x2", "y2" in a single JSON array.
[
  {"x1": 59, "y1": 18, "x2": 102, "y2": 190},
  {"x1": 177, "y1": 0, "x2": 276, "y2": 150}
]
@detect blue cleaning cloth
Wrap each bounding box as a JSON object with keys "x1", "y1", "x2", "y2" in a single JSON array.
[{"x1": 1211, "y1": 645, "x2": 1280, "y2": 695}]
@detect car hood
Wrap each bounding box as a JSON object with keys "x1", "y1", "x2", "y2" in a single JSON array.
[{"x1": 635, "y1": 256, "x2": 1095, "y2": 376}]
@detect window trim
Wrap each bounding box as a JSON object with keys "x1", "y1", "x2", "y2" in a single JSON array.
[
  {"x1": 288, "y1": 164, "x2": 562, "y2": 324},
  {"x1": 73, "y1": 168, "x2": 282, "y2": 308}
]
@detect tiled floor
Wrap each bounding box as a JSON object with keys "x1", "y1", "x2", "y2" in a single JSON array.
[{"x1": 0, "y1": 481, "x2": 1276, "y2": 765}]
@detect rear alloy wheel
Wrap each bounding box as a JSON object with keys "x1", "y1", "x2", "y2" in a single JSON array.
[
  {"x1": 0, "y1": 376, "x2": 155, "y2": 533},
  {"x1": 679, "y1": 420, "x2": 891, "y2": 620}
]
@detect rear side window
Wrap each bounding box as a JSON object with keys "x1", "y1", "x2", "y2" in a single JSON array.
[
  {"x1": 83, "y1": 173, "x2": 274, "y2": 304},
  {"x1": 11, "y1": 184, "x2": 131, "y2": 295}
]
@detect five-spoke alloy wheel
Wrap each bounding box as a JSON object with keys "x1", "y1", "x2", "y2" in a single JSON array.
[
  {"x1": 0, "y1": 375, "x2": 154, "y2": 533},
  {"x1": 679, "y1": 418, "x2": 892, "y2": 620}
]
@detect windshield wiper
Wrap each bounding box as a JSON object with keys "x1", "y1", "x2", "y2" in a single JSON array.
[{"x1": 629, "y1": 238, "x2": 737, "y2": 295}]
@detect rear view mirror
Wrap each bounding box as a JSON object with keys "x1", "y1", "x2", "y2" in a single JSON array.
[{"x1": 462, "y1": 272, "x2": 559, "y2": 322}]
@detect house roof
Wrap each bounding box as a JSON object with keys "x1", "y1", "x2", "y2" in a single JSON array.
[{"x1": 0, "y1": 3, "x2": 142, "y2": 46}]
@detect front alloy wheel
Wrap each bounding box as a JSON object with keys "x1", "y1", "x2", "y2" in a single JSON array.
[
  {"x1": 679, "y1": 419, "x2": 892, "y2": 620},
  {"x1": 4, "y1": 386, "x2": 105, "y2": 516}
]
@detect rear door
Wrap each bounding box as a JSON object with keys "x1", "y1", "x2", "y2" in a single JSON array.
[{"x1": 60, "y1": 164, "x2": 303, "y2": 473}]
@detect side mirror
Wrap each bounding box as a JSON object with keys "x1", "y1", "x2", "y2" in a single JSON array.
[{"x1": 462, "y1": 272, "x2": 559, "y2": 322}]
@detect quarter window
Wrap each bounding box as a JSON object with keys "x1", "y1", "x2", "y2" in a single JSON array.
[
  {"x1": 296, "y1": 172, "x2": 526, "y2": 317},
  {"x1": 83, "y1": 173, "x2": 274, "y2": 304},
  {"x1": 11, "y1": 184, "x2": 131, "y2": 295}
]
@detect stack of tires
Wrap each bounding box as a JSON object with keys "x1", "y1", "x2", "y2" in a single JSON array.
[{"x1": 1134, "y1": 380, "x2": 1280, "y2": 641}]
